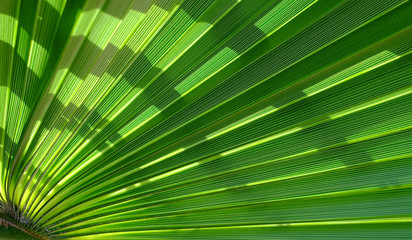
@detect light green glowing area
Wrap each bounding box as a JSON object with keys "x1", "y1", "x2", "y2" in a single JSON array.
[{"x1": 0, "y1": 0, "x2": 411, "y2": 239}]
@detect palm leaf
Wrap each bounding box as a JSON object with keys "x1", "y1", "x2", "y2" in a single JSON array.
[{"x1": 0, "y1": 0, "x2": 411, "y2": 239}]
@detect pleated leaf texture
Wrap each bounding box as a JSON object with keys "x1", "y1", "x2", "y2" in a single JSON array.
[{"x1": 0, "y1": 0, "x2": 411, "y2": 239}]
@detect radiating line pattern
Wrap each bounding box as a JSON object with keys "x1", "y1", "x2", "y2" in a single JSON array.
[{"x1": 0, "y1": 0, "x2": 411, "y2": 239}]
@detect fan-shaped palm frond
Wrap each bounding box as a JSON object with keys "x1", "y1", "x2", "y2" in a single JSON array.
[{"x1": 0, "y1": 0, "x2": 411, "y2": 239}]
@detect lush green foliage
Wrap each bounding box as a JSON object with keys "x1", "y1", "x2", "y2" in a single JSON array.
[{"x1": 0, "y1": 0, "x2": 411, "y2": 239}]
